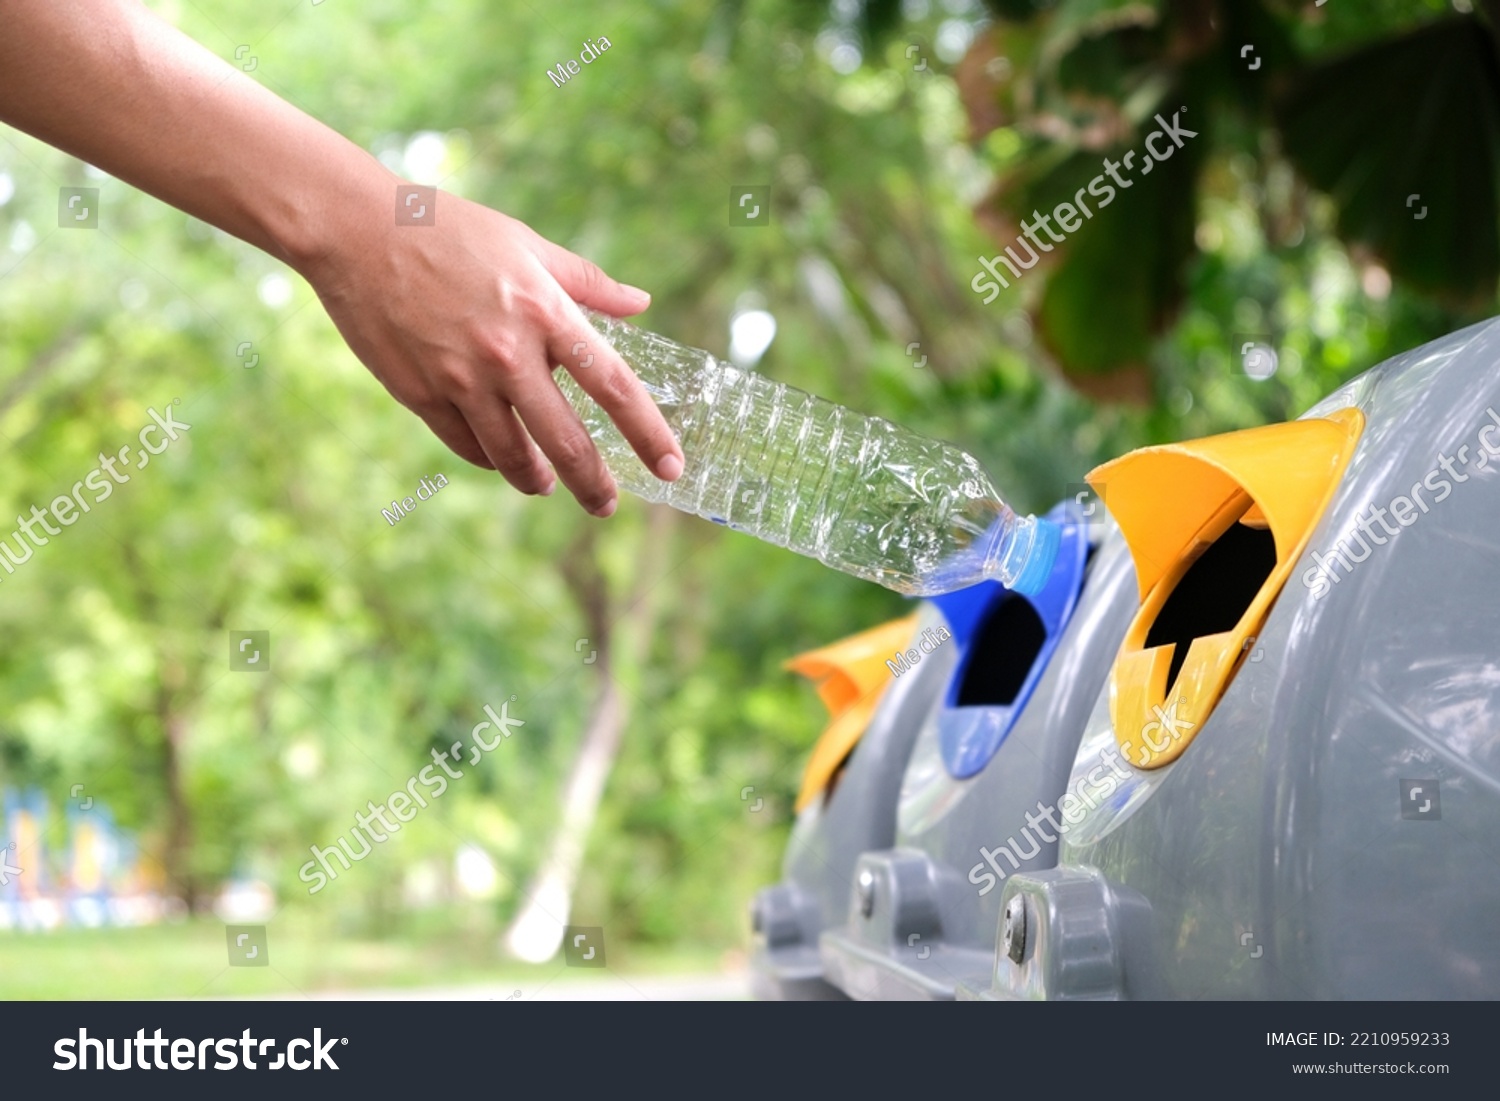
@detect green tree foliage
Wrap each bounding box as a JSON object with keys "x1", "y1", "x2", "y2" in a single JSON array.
[{"x1": 837, "y1": 0, "x2": 1488, "y2": 393}]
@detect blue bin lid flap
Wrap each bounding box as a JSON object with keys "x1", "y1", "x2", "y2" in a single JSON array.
[{"x1": 931, "y1": 501, "x2": 1090, "y2": 780}]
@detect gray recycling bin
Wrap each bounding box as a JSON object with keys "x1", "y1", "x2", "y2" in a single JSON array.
[
  {"x1": 752, "y1": 501, "x2": 1124, "y2": 998},
  {"x1": 756, "y1": 316, "x2": 1500, "y2": 1000},
  {"x1": 980, "y1": 317, "x2": 1500, "y2": 1000},
  {"x1": 817, "y1": 515, "x2": 1133, "y2": 999},
  {"x1": 749, "y1": 604, "x2": 959, "y2": 1000}
]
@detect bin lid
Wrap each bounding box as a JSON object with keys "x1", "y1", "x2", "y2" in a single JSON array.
[
  {"x1": 934, "y1": 501, "x2": 1091, "y2": 780},
  {"x1": 788, "y1": 614, "x2": 920, "y2": 812},
  {"x1": 1087, "y1": 407, "x2": 1365, "y2": 768}
]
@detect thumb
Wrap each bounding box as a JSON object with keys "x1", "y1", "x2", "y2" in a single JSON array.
[{"x1": 538, "y1": 241, "x2": 651, "y2": 317}]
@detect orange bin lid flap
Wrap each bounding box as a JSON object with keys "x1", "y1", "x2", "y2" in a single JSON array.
[
  {"x1": 1087, "y1": 407, "x2": 1364, "y2": 769},
  {"x1": 787, "y1": 614, "x2": 919, "y2": 812},
  {"x1": 1086, "y1": 409, "x2": 1365, "y2": 600}
]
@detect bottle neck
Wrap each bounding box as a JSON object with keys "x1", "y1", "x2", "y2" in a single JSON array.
[{"x1": 984, "y1": 513, "x2": 1060, "y2": 597}]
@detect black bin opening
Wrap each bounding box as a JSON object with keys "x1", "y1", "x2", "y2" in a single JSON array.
[
  {"x1": 1143, "y1": 521, "x2": 1277, "y2": 696},
  {"x1": 953, "y1": 594, "x2": 1048, "y2": 708}
]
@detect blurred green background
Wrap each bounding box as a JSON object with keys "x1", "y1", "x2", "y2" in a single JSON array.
[{"x1": 0, "y1": 0, "x2": 1490, "y2": 996}]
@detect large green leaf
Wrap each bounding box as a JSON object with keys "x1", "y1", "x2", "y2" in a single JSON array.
[
  {"x1": 1029, "y1": 128, "x2": 1201, "y2": 381},
  {"x1": 1279, "y1": 16, "x2": 1500, "y2": 302}
]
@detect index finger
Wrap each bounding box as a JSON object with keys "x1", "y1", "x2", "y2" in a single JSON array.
[{"x1": 549, "y1": 307, "x2": 684, "y2": 484}]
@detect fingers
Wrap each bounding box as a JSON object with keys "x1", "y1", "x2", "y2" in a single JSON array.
[
  {"x1": 417, "y1": 402, "x2": 495, "y2": 471},
  {"x1": 395, "y1": 221, "x2": 678, "y2": 515},
  {"x1": 509, "y1": 372, "x2": 619, "y2": 517},
  {"x1": 535, "y1": 238, "x2": 651, "y2": 318},
  {"x1": 455, "y1": 396, "x2": 555, "y2": 496},
  {"x1": 549, "y1": 312, "x2": 684, "y2": 483}
]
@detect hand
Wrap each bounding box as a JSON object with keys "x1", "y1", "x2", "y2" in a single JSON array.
[{"x1": 303, "y1": 182, "x2": 684, "y2": 516}]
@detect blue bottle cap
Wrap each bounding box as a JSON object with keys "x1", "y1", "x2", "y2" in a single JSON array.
[{"x1": 1009, "y1": 515, "x2": 1061, "y2": 597}]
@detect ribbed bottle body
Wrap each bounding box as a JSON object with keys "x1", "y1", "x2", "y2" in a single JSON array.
[{"x1": 558, "y1": 312, "x2": 1048, "y2": 596}]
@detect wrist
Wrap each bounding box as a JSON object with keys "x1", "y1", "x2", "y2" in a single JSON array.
[{"x1": 274, "y1": 150, "x2": 401, "y2": 283}]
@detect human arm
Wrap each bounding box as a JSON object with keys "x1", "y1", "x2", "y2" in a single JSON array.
[{"x1": 0, "y1": 0, "x2": 684, "y2": 515}]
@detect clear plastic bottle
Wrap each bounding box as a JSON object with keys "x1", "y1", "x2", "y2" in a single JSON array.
[{"x1": 558, "y1": 310, "x2": 1060, "y2": 597}]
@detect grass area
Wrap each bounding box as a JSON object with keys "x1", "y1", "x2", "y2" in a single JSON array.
[{"x1": 0, "y1": 916, "x2": 732, "y2": 999}]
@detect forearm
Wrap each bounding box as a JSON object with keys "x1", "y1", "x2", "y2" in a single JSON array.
[{"x1": 0, "y1": 0, "x2": 390, "y2": 273}]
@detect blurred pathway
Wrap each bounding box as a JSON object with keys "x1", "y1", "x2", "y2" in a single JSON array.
[{"x1": 239, "y1": 972, "x2": 749, "y2": 1001}]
